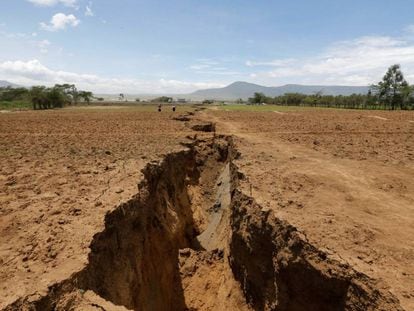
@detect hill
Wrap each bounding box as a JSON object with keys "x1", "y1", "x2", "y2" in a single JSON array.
[
  {"x1": 0, "y1": 80, "x2": 21, "y2": 88},
  {"x1": 189, "y1": 81, "x2": 369, "y2": 100}
]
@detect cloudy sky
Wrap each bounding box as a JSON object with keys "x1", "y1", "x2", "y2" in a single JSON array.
[{"x1": 1, "y1": 0, "x2": 414, "y2": 93}]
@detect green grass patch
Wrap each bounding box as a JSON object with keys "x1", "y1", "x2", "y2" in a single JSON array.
[
  {"x1": 0, "y1": 100, "x2": 32, "y2": 110},
  {"x1": 211, "y1": 103, "x2": 413, "y2": 112},
  {"x1": 212, "y1": 104, "x2": 319, "y2": 112}
]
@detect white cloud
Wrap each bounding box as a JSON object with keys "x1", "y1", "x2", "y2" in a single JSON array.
[
  {"x1": 193, "y1": 70, "x2": 242, "y2": 76},
  {"x1": 27, "y1": 0, "x2": 77, "y2": 7},
  {"x1": 195, "y1": 58, "x2": 220, "y2": 66},
  {"x1": 40, "y1": 13, "x2": 80, "y2": 31},
  {"x1": 0, "y1": 29, "x2": 61, "y2": 58},
  {"x1": 0, "y1": 59, "x2": 225, "y2": 93},
  {"x1": 85, "y1": 2, "x2": 94, "y2": 17},
  {"x1": 37, "y1": 40, "x2": 51, "y2": 53},
  {"x1": 189, "y1": 59, "x2": 241, "y2": 76},
  {"x1": 190, "y1": 64, "x2": 210, "y2": 70},
  {"x1": 404, "y1": 24, "x2": 414, "y2": 34},
  {"x1": 85, "y1": 6, "x2": 94, "y2": 16},
  {"x1": 249, "y1": 35, "x2": 414, "y2": 85},
  {"x1": 0, "y1": 31, "x2": 28, "y2": 39},
  {"x1": 246, "y1": 58, "x2": 296, "y2": 67}
]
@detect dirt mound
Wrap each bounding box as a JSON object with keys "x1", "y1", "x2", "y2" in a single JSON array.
[
  {"x1": 172, "y1": 112, "x2": 216, "y2": 133},
  {"x1": 191, "y1": 122, "x2": 216, "y2": 133},
  {"x1": 173, "y1": 115, "x2": 192, "y2": 122},
  {"x1": 4, "y1": 132, "x2": 403, "y2": 311}
]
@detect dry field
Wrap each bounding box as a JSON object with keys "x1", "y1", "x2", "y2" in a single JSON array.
[
  {"x1": 205, "y1": 108, "x2": 414, "y2": 310},
  {"x1": 0, "y1": 105, "x2": 413, "y2": 310},
  {"x1": 0, "y1": 107, "x2": 194, "y2": 309}
]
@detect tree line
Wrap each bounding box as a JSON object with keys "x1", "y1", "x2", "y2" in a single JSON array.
[
  {"x1": 248, "y1": 65, "x2": 414, "y2": 110},
  {"x1": 0, "y1": 84, "x2": 94, "y2": 110}
]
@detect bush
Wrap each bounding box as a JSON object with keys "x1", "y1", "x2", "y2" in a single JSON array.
[
  {"x1": 152, "y1": 96, "x2": 172, "y2": 103},
  {"x1": 0, "y1": 87, "x2": 29, "y2": 102}
]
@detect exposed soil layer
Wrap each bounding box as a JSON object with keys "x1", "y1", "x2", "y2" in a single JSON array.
[
  {"x1": 4, "y1": 133, "x2": 403, "y2": 310},
  {"x1": 190, "y1": 122, "x2": 216, "y2": 133},
  {"x1": 230, "y1": 192, "x2": 402, "y2": 311}
]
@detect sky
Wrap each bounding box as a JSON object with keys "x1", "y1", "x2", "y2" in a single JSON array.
[{"x1": 1, "y1": 0, "x2": 414, "y2": 93}]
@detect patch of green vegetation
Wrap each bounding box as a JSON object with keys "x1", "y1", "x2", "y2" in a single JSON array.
[
  {"x1": 213, "y1": 104, "x2": 315, "y2": 112},
  {"x1": 242, "y1": 65, "x2": 414, "y2": 111},
  {"x1": 0, "y1": 100, "x2": 32, "y2": 110}
]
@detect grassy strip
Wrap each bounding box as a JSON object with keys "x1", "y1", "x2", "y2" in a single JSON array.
[
  {"x1": 213, "y1": 104, "x2": 322, "y2": 112},
  {"x1": 213, "y1": 104, "x2": 414, "y2": 112},
  {"x1": 0, "y1": 101, "x2": 32, "y2": 110}
]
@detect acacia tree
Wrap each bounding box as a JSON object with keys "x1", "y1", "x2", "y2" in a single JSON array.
[
  {"x1": 248, "y1": 92, "x2": 268, "y2": 104},
  {"x1": 30, "y1": 84, "x2": 93, "y2": 110},
  {"x1": 30, "y1": 86, "x2": 49, "y2": 110},
  {"x1": 48, "y1": 86, "x2": 67, "y2": 108},
  {"x1": 55, "y1": 84, "x2": 78, "y2": 105},
  {"x1": 78, "y1": 91, "x2": 93, "y2": 104},
  {"x1": 373, "y1": 64, "x2": 409, "y2": 110}
]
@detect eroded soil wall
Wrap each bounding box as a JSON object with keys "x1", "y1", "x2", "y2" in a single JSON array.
[{"x1": 229, "y1": 191, "x2": 403, "y2": 311}]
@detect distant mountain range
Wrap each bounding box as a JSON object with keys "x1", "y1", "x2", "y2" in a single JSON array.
[
  {"x1": 189, "y1": 81, "x2": 370, "y2": 100},
  {"x1": 0, "y1": 80, "x2": 21, "y2": 88},
  {"x1": 0, "y1": 79, "x2": 370, "y2": 101}
]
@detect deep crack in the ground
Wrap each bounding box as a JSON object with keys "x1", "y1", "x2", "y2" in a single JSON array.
[{"x1": 4, "y1": 122, "x2": 405, "y2": 311}]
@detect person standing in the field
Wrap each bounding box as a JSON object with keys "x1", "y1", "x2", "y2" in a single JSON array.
[
  {"x1": 158, "y1": 104, "x2": 162, "y2": 112},
  {"x1": 172, "y1": 105, "x2": 176, "y2": 112}
]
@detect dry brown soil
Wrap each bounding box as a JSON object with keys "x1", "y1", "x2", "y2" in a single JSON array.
[
  {"x1": 0, "y1": 106, "x2": 413, "y2": 310},
  {"x1": 0, "y1": 107, "x2": 194, "y2": 309},
  {"x1": 203, "y1": 108, "x2": 414, "y2": 310}
]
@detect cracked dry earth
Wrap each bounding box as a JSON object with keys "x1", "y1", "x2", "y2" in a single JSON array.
[{"x1": 1, "y1": 107, "x2": 413, "y2": 310}]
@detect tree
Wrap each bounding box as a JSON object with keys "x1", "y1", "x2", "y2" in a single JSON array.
[
  {"x1": 30, "y1": 86, "x2": 48, "y2": 110},
  {"x1": 374, "y1": 64, "x2": 409, "y2": 110},
  {"x1": 47, "y1": 86, "x2": 67, "y2": 108},
  {"x1": 400, "y1": 84, "x2": 414, "y2": 110},
  {"x1": 248, "y1": 92, "x2": 267, "y2": 104},
  {"x1": 55, "y1": 84, "x2": 78, "y2": 105},
  {"x1": 78, "y1": 91, "x2": 94, "y2": 104},
  {"x1": 29, "y1": 84, "x2": 93, "y2": 110}
]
